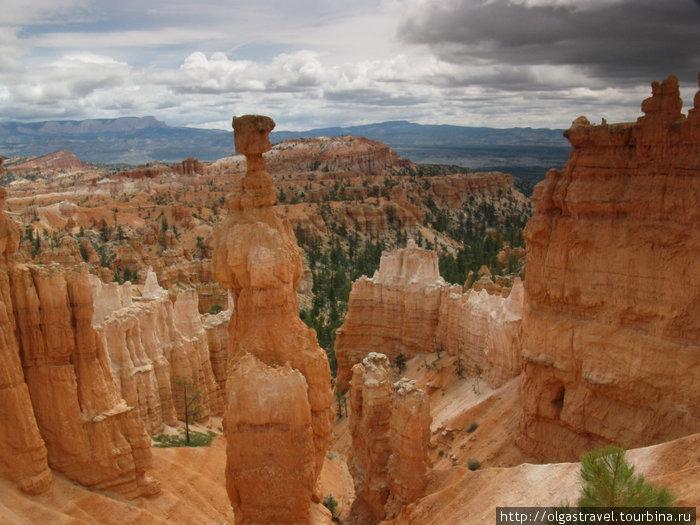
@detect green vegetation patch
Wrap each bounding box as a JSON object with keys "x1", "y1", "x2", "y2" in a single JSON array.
[{"x1": 152, "y1": 429, "x2": 217, "y2": 448}]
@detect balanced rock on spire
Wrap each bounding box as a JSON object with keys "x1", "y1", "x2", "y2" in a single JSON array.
[{"x1": 212, "y1": 115, "x2": 334, "y2": 524}]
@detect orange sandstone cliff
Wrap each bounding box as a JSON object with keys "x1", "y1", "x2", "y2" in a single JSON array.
[
  {"x1": 211, "y1": 115, "x2": 334, "y2": 524},
  {"x1": 0, "y1": 178, "x2": 53, "y2": 495},
  {"x1": 0, "y1": 157, "x2": 159, "y2": 497},
  {"x1": 92, "y1": 271, "x2": 223, "y2": 435},
  {"x1": 10, "y1": 262, "x2": 159, "y2": 497},
  {"x1": 335, "y1": 241, "x2": 524, "y2": 391},
  {"x1": 519, "y1": 74, "x2": 700, "y2": 461},
  {"x1": 347, "y1": 353, "x2": 431, "y2": 524}
]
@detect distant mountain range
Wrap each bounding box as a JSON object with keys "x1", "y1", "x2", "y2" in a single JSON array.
[{"x1": 0, "y1": 116, "x2": 570, "y2": 183}]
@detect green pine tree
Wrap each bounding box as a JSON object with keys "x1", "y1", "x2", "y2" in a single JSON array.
[{"x1": 578, "y1": 446, "x2": 675, "y2": 507}]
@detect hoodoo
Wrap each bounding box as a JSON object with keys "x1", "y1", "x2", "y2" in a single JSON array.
[
  {"x1": 0, "y1": 162, "x2": 52, "y2": 495},
  {"x1": 211, "y1": 115, "x2": 334, "y2": 523},
  {"x1": 519, "y1": 75, "x2": 700, "y2": 461},
  {"x1": 347, "y1": 353, "x2": 432, "y2": 523}
]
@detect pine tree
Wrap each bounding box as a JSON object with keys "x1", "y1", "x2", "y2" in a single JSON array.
[
  {"x1": 176, "y1": 377, "x2": 203, "y2": 445},
  {"x1": 578, "y1": 446, "x2": 675, "y2": 507}
]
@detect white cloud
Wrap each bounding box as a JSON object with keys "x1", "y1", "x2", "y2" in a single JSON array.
[
  {"x1": 0, "y1": 27, "x2": 31, "y2": 73},
  {"x1": 0, "y1": 0, "x2": 697, "y2": 131}
]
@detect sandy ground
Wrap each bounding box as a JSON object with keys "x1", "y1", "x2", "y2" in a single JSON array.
[{"x1": 0, "y1": 437, "x2": 234, "y2": 525}]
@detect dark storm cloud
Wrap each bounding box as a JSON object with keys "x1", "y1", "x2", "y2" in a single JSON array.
[{"x1": 400, "y1": 0, "x2": 700, "y2": 87}]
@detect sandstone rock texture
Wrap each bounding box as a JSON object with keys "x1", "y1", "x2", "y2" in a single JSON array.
[
  {"x1": 9, "y1": 261, "x2": 159, "y2": 497},
  {"x1": 0, "y1": 178, "x2": 53, "y2": 495},
  {"x1": 212, "y1": 136, "x2": 411, "y2": 176},
  {"x1": 212, "y1": 115, "x2": 334, "y2": 523},
  {"x1": 348, "y1": 353, "x2": 431, "y2": 524},
  {"x1": 429, "y1": 171, "x2": 517, "y2": 208},
  {"x1": 385, "y1": 379, "x2": 431, "y2": 519},
  {"x1": 202, "y1": 298, "x2": 232, "y2": 398},
  {"x1": 519, "y1": 75, "x2": 700, "y2": 461},
  {"x1": 335, "y1": 241, "x2": 524, "y2": 390},
  {"x1": 6, "y1": 150, "x2": 87, "y2": 174},
  {"x1": 225, "y1": 354, "x2": 316, "y2": 524},
  {"x1": 2, "y1": 165, "x2": 157, "y2": 498},
  {"x1": 93, "y1": 271, "x2": 223, "y2": 435}
]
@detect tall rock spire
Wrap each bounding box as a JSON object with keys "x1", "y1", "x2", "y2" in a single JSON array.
[{"x1": 212, "y1": 115, "x2": 334, "y2": 523}]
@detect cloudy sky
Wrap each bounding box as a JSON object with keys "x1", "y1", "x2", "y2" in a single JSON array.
[{"x1": 1, "y1": 0, "x2": 698, "y2": 130}]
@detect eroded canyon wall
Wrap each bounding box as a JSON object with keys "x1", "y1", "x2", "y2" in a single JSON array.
[
  {"x1": 212, "y1": 115, "x2": 334, "y2": 524},
  {"x1": 348, "y1": 353, "x2": 431, "y2": 524},
  {"x1": 0, "y1": 160, "x2": 159, "y2": 497},
  {"x1": 335, "y1": 240, "x2": 524, "y2": 390},
  {"x1": 93, "y1": 271, "x2": 223, "y2": 435},
  {"x1": 0, "y1": 181, "x2": 53, "y2": 495},
  {"x1": 8, "y1": 261, "x2": 159, "y2": 497},
  {"x1": 518, "y1": 75, "x2": 700, "y2": 461}
]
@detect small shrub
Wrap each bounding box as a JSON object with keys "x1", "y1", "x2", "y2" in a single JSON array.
[
  {"x1": 152, "y1": 429, "x2": 216, "y2": 448},
  {"x1": 393, "y1": 352, "x2": 407, "y2": 373},
  {"x1": 467, "y1": 458, "x2": 480, "y2": 471},
  {"x1": 466, "y1": 421, "x2": 478, "y2": 433},
  {"x1": 323, "y1": 494, "x2": 339, "y2": 520},
  {"x1": 207, "y1": 304, "x2": 224, "y2": 315},
  {"x1": 438, "y1": 449, "x2": 446, "y2": 457}
]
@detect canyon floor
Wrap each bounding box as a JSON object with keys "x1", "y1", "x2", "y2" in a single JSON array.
[{"x1": 2, "y1": 353, "x2": 697, "y2": 524}]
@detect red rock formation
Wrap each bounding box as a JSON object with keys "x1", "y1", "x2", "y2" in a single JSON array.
[
  {"x1": 519, "y1": 75, "x2": 700, "y2": 461},
  {"x1": 384, "y1": 379, "x2": 431, "y2": 519},
  {"x1": 348, "y1": 353, "x2": 394, "y2": 524},
  {"x1": 2, "y1": 170, "x2": 156, "y2": 497},
  {"x1": 214, "y1": 136, "x2": 411, "y2": 176},
  {"x1": 112, "y1": 156, "x2": 205, "y2": 180},
  {"x1": 202, "y1": 302, "x2": 231, "y2": 396},
  {"x1": 430, "y1": 171, "x2": 516, "y2": 208},
  {"x1": 438, "y1": 279, "x2": 525, "y2": 388},
  {"x1": 347, "y1": 353, "x2": 432, "y2": 523},
  {"x1": 7, "y1": 150, "x2": 87, "y2": 173},
  {"x1": 336, "y1": 240, "x2": 447, "y2": 390},
  {"x1": 10, "y1": 262, "x2": 159, "y2": 497},
  {"x1": 212, "y1": 115, "x2": 334, "y2": 523},
  {"x1": 335, "y1": 241, "x2": 524, "y2": 390},
  {"x1": 174, "y1": 157, "x2": 204, "y2": 176},
  {"x1": 225, "y1": 354, "x2": 316, "y2": 524},
  {"x1": 170, "y1": 287, "x2": 223, "y2": 417},
  {"x1": 0, "y1": 182, "x2": 53, "y2": 495},
  {"x1": 94, "y1": 271, "x2": 223, "y2": 435}
]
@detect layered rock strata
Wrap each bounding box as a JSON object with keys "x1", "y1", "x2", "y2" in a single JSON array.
[
  {"x1": 9, "y1": 261, "x2": 159, "y2": 497},
  {"x1": 519, "y1": 75, "x2": 700, "y2": 461},
  {"x1": 385, "y1": 379, "x2": 432, "y2": 519},
  {"x1": 225, "y1": 354, "x2": 316, "y2": 524},
  {"x1": 429, "y1": 171, "x2": 519, "y2": 208},
  {"x1": 212, "y1": 115, "x2": 333, "y2": 523},
  {"x1": 0, "y1": 180, "x2": 53, "y2": 495},
  {"x1": 1, "y1": 168, "x2": 158, "y2": 497},
  {"x1": 93, "y1": 271, "x2": 223, "y2": 435},
  {"x1": 335, "y1": 240, "x2": 524, "y2": 390},
  {"x1": 348, "y1": 353, "x2": 431, "y2": 523},
  {"x1": 202, "y1": 297, "x2": 232, "y2": 395},
  {"x1": 211, "y1": 135, "x2": 411, "y2": 176}
]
